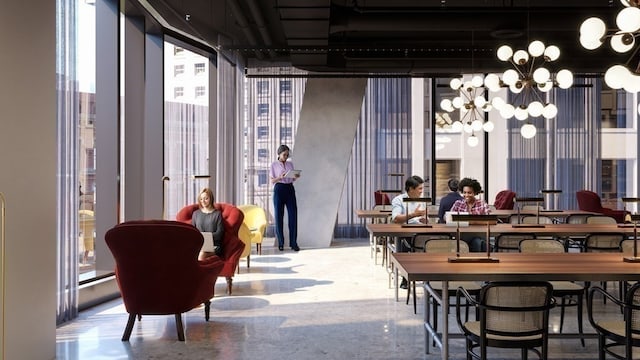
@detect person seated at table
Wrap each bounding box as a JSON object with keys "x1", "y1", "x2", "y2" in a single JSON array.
[
  {"x1": 449, "y1": 177, "x2": 491, "y2": 252},
  {"x1": 391, "y1": 175, "x2": 427, "y2": 289},
  {"x1": 437, "y1": 178, "x2": 463, "y2": 223}
]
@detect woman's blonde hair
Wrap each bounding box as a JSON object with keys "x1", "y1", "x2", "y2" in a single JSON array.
[{"x1": 198, "y1": 187, "x2": 215, "y2": 209}]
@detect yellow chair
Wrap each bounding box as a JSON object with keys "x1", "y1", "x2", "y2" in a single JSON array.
[
  {"x1": 237, "y1": 205, "x2": 267, "y2": 255},
  {"x1": 79, "y1": 209, "x2": 95, "y2": 264},
  {"x1": 237, "y1": 222, "x2": 252, "y2": 272}
]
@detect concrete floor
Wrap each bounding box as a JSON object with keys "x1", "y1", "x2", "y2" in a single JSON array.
[{"x1": 56, "y1": 238, "x2": 633, "y2": 359}]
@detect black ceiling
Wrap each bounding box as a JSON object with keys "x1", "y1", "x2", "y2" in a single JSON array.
[{"x1": 126, "y1": 0, "x2": 630, "y2": 76}]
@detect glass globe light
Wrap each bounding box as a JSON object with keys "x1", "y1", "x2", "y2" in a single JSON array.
[
  {"x1": 537, "y1": 81, "x2": 553, "y2": 92},
  {"x1": 467, "y1": 135, "x2": 479, "y2": 147},
  {"x1": 580, "y1": 35, "x2": 604, "y2": 50},
  {"x1": 474, "y1": 96, "x2": 486, "y2": 108},
  {"x1": 452, "y1": 96, "x2": 464, "y2": 108},
  {"x1": 528, "y1": 101, "x2": 544, "y2": 117},
  {"x1": 463, "y1": 81, "x2": 474, "y2": 91},
  {"x1": 542, "y1": 103, "x2": 558, "y2": 119},
  {"x1": 502, "y1": 69, "x2": 519, "y2": 85},
  {"x1": 616, "y1": 6, "x2": 640, "y2": 32},
  {"x1": 513, "y1": 50, "x2": 529, "y2": 65},
  {"x1": 482, "y1": 120, "x2": 495, "y2": 132},
  {"x1": 533, "y1": 67, "x2": 551, "y2": 83},
  {"x1": 482, "y1": 103, "x2": 493, "y2": 112},
  {"x1": 471, "y1": 75, "x2": 484, "y2": 88},
  {"x1": 605, "y1": 64, "x2": 630, "y2": 89},
  {"x1": 509, "y1": 83, "x2": 523, "y2": 94},
  {"x1": 450, "y1": 78, "x2": 462, "y2": 90},
  {"x1": 579, "y1": 17, "x2": 607, "y2": 41},
  {"x1": 620, "y1": 0, "x2": 632, "y2": 7},
  {"x1": 520, "y1": 123, "x2": 537, "y2": 139},
  {"x1": 528, "y1": 41, "x2": 545, "y2": 57},
  {"x1": 471, "y1": 119, "x2": 483, "y2": 131},
  {"x1": 514, "y1": 106, "x2": 529, "y2": 120},
  {"x1": 622, "y1": 73, "x2": 640, "y2": 93},
  {"x1": 543, "y1": 45, "x2": 561, "y2": 61},
  {"x1": 491, "y1": 97, "x2": 505, "y2": 110},
  {"x1": 611, "y1": 31, "x2": 635, "y2": 53},
  {"x1": 440, "y1": 98, "x2": 453, "y2": 111},
  {"x1": 556, "y1": 69, "x2": 574, "y2": 89},
  {"x1": 451, "y1": 121, "x2": 463, "y2": 132},
  {"x1": 497, "y1": 45, "x2": 513, "y2": 61},
  {"x1": 500, "y1": 103, "x2": 515, "y2": 119},
  {"x1": 484, "y1": 73, "x2": 501, "y2": 90},
  {"x1": 463, "y1": 122, "x2": 473, "y2": 134}
]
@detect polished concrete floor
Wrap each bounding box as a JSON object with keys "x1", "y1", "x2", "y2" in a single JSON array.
[{"x1": 56, "y1": 238, "x2": 632, "y2": 359}]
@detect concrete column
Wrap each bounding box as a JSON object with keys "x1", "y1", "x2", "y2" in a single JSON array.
[{"x1": 293, "y1": 78, "x2": 367, "y2": 248}]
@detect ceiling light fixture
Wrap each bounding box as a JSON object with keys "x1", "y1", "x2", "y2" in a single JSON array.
[
  {"x1": 487, "y1": 41, "x2": 574, "y2": 139},
  {"x1": 579, "y1": 0, "x2": 640, "y2": 93},
  {"x1": 439, "y1": 76, "x2": 495, "y2": 147}
]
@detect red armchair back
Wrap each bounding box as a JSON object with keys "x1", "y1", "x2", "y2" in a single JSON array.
[
  {"x1": 176, "y1": 202, "x2": 246, "y2": 294},
  {"x1": 576, "y1": 190, "x2": 627, "y2": 223},
  {"x1": 105, "y1": 220, "x2": 224, "y2": 341},
  {"x1": 494, "y1": 190, "x2": 517, "y2": 210},
  {"x1": 374, "y1": 190, "x2": 391, "y2": 206}
]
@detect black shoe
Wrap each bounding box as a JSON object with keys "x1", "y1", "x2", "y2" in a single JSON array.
[
  {"x1": 278, "y1": 246, "x2": 284, "y2": 251},
  {"x1": 291, "y1": 245, "x2": 300, "y2": 251},
  {"x1": 399, "y1": 278, "x2": 408, "y2": 289}
]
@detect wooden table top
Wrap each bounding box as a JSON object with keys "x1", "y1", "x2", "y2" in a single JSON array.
[
  {"x1": 356, "y1": 209, "x2": 393, "y2": 218},
  {"x1": 491, "y1": 209, "x2": 597, "y2": 218},
  {"x1": 391, "y1": 252, "x2": 640, "y2": 282},
  {"x1": 366, "y1": 222, "x2": 638, "y2": 237}
]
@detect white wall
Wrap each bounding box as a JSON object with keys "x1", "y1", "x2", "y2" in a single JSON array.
[{"x1": 0, "y1": 1, "x2": 57, "y2": 359}]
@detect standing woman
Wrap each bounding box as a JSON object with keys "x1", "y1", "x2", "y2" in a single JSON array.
[
  {"x1": 192, "y1": 187, "x2": 224, "y2": 257},
  {"x1": 270, "y1": 144, "x2": 300, "y2": 251}
]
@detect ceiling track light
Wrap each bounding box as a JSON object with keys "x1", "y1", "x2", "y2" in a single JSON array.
[{"x1": 580, "y1": 0, "x2": 640, "y2": 93}]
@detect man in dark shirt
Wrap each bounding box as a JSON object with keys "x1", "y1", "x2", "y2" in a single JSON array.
[{"x1": 437, "y1": 178, "x2": 463, "y2": 223}]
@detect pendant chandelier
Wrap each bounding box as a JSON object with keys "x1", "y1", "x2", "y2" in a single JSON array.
[
  {"x1": 579, "y1": 0, "x2": 640, "y2": 93},
  {"x1": 439, "y1": 76, "x2": 495, "y2": 147},
  {"x1": 486, "y1": 41, "x2": 574, "y2": 139}
]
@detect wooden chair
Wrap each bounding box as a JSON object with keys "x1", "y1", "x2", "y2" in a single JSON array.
[
  {"x1": 588, "y1": 283, "x2": 640, "y2": 360},
  {"x1": 494, "y1": 232, "x2": 537, "y2": 252},
  {"x1": 519, "y1": 238, "x2": 587, "y2": 346},
  {"x1": 456, "y1": 281, "x2": 555, "y2": 360}
]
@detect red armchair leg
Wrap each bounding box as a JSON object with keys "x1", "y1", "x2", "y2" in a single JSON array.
[
  {"x1": 175, "y1": 313, "x2": 185, "y2": 341},
  {"x1": 226, "y1": 276, "x2": 233, "y2": 295},
  {"x1": 122, "y1": 313, "x2": 136, "y2": 341},
  {"x1": 204, "y1": 300, "x2": 211, "y2": 321}
]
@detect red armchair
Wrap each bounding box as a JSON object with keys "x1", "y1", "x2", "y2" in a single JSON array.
[
  {"x1": 105, "y1": 220, "x2": 224, "y2": 341},
  {"x1": 176, "y1": 203, "x2": 246, "y2": 294},
  {"x1": 494, "y1": 190, "x2": 517, "y2": 210},
  {"x1": 374, "y1": 190, "x2": 391, "y2": 206},
  {"x1": 576, "y1": 190, "x2": 628, "y2": 223}
]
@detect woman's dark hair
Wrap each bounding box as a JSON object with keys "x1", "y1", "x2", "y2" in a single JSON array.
[
  {"x1": 404, "y1": 175, "x2": 424, "y2": 192},
  {"x1": 447, "y1": 178, "x2": 459, "y2": 192},
  {"x1": 277, "y1": 144, "x2": 290, "y2": 156},
  {"x1": 458, "y1": 177, "x2": 482, "y2": 194}
]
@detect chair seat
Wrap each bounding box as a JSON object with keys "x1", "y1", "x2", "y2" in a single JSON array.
[
  {"x1": 464, "y1": 321, "x2": 543, "y2": 341},
  {"x1": 428, "y1": 281, "x2": 482, "y2": 293},
  {"x1": 596, "y1": 320, "x2": 640, "y2": 339},
  {"x1": 550, "y1": 281, "x2": 584, "y2": 292}
]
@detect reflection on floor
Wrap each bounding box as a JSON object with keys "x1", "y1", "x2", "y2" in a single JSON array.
[{"x1": 57, "y1": 238, "x2": 629, "y2": 359}]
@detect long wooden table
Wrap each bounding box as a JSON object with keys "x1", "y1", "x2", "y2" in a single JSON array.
[{"x1": 390, "y1": 252, "x2": 640, "y2": 360}]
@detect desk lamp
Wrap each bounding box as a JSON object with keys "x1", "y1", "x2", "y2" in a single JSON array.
[
  {"x1": 619, "y1": 197, "x2": 640, "y2": 228},
  {"x1": 513, "y1": 196, "x2": 545, "y2": 227},
  {"x1": 540, "y1": 189, "x2": 562, "y2": 212},
  {"x1": 448, "y1": 214, "x2": 499, "y2": 263},
  {"x1": 624, "y1": 214, "x2": 640, "y2": 263},
  {"x1": 401, "y1": 197, "x2": 431, "y2": 228}
]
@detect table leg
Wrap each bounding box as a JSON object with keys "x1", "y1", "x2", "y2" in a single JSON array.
[
  {"x1": 441, "y1": 280, "x2": 449, "y2": 360},
  {"x1": 394, "y1": 267, "x2": 399, "y2": 301}
]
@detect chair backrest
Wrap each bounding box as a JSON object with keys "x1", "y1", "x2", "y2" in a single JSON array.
[
  {"x1": 576, "y1": 190, "x2": 604, "y2": 212},
  {"x1": 372, "y1": 204, "x2": 392, "y2": 224},
  {"x1": 521, "y1": 215, "x2": 554, "y2": 224},
  {"x1": 105, "y1": 220, "x2": 212, "y2": 314},
  {"x1": 620, "y1": 239, "x2": 640, "y2": 255},
  {"x1": 478, "y1": 281, "x2": 554, "y2": 339},
  {"x1": 587, "y1": 215, "x2": 617, "y2": 224},
  {"x1": 519, "y1": 239, "x2": 565, "y2": 253},
  {"x1": 625, "y1": 283, "x2": 640, "y2": 335},
  {"x1": 565, "y1": 214, "x2": 591, "y2": 224},
  {"x1": 585, "y1": 233, "x2": 624, "y2": 252},
  {"x1": 237, "y1": 204, "x2": 267, "y2": 235},
  {"x1": 374, "y1": 190, "x2": 391, "y2": 206},
  {"x1": 494, "y1": 190, "x2": 516, "y2": 210},
  {"x1": 424, "y1": 239, "x2": 469, "y2": 254},
  {"x1": 495, "y1": 233, "x2": 537, "y2": 252}
]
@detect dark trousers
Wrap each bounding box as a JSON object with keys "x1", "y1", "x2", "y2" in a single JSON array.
[{"x1": 273, "y1": 183, "x2": 298, "y2": 247}]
